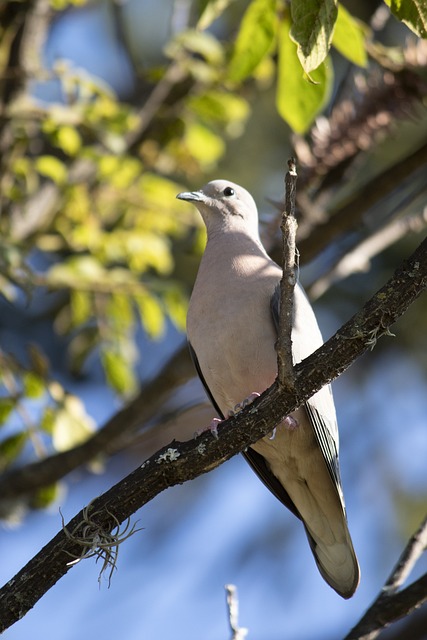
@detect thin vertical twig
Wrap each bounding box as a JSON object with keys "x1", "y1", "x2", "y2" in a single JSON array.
[
  {"x1": 276, "y1": 158, "x2": 298, "y2": 389},
  {"x1": 225, "y1": 584, "x2": 248, "y2": 639}
]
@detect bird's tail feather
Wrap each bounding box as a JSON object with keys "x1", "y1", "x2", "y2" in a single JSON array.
[{"x1": 304, "y1": 523, "x2": 360, "y2": 599}]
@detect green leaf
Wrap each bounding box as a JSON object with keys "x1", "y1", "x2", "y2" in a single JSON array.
[
  {"x1": 188, "y1": 91, "x2": 250, "y2": 128},
  {"x1": 167, "y1": 29, "x2": 224, "y2": 65},
  {"x1": 135, "y1": 292, "x2": 165, "y2": 339},
  {"x1": 277, "y1": 12, "x2": 333, "y2": 133},
  {"x1": 31, "y1": 483, "x2": 61, "y2": 510},
  {"x1": 23, "y1": 372, "x2": 45, "y2": 398},
  {"x1": 198, "y1": 0, "x2": 237, "y2": 30},
  {"x1": 384, "y1": 0, "x2": 427, "y2": 38},
  {"x1": 101, "y1": 349, "x2": 137, "y2": 396},
  {"x1": 290, "y1": 0, "x2": 338, "y2": 73},
  {"x1": 163, "y1": 286, "x2": 188, "y2": 332},
  {"x1": 35, "y1": 155, "x2": 67, "y2": 184},
  {"x1": 332, "y1": 4, "x2": 368, "y2": 67},
  {"x1": 0, "y1": 432, "x2": 27, "y2": 471},
  {"x1": 52, "y1": 395, "x2": 95, "y2": 451},
  {"x1": 70, "y1": 290, "x2": 92, "y2": 326},
  {"x1": 0, "y1": 398, "x2": 16, "y2": 425},
  {"x1": 228, "y1": 0, "x2": 277, "y2": 82},
  {"x1": 56, "y1": 125, "x2": 81, "y2": 156},
  {"x1": 185, "y1": 122, "x2": 225, "y2": 168}
]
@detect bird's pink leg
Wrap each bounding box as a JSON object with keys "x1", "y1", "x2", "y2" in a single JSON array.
[
  {"x1": 194, "y1": 418, "x2": 222, "y2": 439},
  {"x1": 194, "y1": 392, "x2": 262, "y2": 440},
  {"x1": 229, "y1": 392, "x2": 261, "y2": 416}
]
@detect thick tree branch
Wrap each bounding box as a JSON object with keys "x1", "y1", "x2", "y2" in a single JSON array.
[
  {"x1": 0, "y1": 237, "x2": 425, "y2": 633},
  {"x1": 344, "y1": 515, "x2": 427, "y2": 640}
]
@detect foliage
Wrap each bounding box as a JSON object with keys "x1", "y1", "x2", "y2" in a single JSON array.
[{"x1": 0, "y1": 0, "x2": 426, "y2": 500}]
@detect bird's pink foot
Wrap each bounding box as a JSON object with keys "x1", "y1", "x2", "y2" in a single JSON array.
[
  {"x1": 282, "y1": 415, "x2": 299, "y2": 430},
  {"x1": 269, "y1": 415, "x2": 299, "y2": 440},
  {"x1": 194, "y1": 417, "x2": 222, "y2": 440},
  {"x1": 229, "y1": 392, "x2": 261, "y2": 416}
]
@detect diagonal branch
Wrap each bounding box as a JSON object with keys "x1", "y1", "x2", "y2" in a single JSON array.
[
  {"x1": 0, "y1": 237, "x2": 426, "y2": 633},
  {"x1": 344, "y1": 515, "x2": 427, "y2": 640}
]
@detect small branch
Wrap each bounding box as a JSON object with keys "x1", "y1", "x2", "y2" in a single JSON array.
[
  {"x1": 385, "y1": 515, "x2": 427, "y2": 594},
  {"x1": 344, "y1": 515, "x2": 427, "y2": 640},
  {"x1": 0, "y1": 237, "x2": 425, "y2": 633},
  {"x1": 225, "y1": 584, "x2": 248, "y2": 640},
  {"x1": 297, "y1": 141, "x2": 427, "y2": 264},
  {"x1": 276, "y1": 158, "x2": 298, "y2": 389},
  {"x1": 308, "y1": 206, "x2": 427, "y2": 300}
]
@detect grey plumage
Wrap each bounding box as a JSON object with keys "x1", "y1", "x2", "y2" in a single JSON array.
[{"x1": 177, "y1": 180, "x2": 360, "y2": 598}]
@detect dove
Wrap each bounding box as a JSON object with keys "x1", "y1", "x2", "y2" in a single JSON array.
[{"x1": 177, "y1": 180, "x2": 360, "y2": 598}]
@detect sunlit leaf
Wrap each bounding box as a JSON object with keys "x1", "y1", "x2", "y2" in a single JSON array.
[
  {"x1": 290, "y1": 0, "x2": 338, "y2": 74},
  {"x1": 188, "y1": 91, "x2": 250, "y2": 133},
  {"x1": 107, "y1": 293, "x2": 134, "y2": 332},
  {"x1": 56, "y1": 125, "x2": 81, "y2": 156},
  {"x1": 197, "y1": 0, "x2": 237, "y2": 30},
  {"x1": 384, "y1": 0, "x2": 427, "y2": 38},
  {"x1": 23, "y1": 372, "x2": 46, "y2": 398},
  {"x1": 135, "y1": 292, "x2": 166, "y2": 339},
  {"x1": 163, "y1": 286, "x2": 188, "y2": 332},
  {"x1": 166, "y1": 29, "x2": 224, "y2": 65},
  {"x1": 228, "y1": 0, "x2": 277, "y2": 82},
  {"x1": 52, "y1": 395, "x2": 95, "y2": 451},
  {"x1": 277, "y1": 12, "x2": 333, "y2": 133},
  {"x1": 35, "y1": 155, "x2": 67, "y2": 185},
  {"x1": 332, "y1": 5, "x2": 368, "y2": 67},
  {"x1": 101, "y1": 349, "x2": 137, "y2": 396},
  {"x1": 185, "y1": 122, "x2": 225, "y2": 168},
  {"x1": 48, "y1": 256, "x2": 105, "y2": 287},
  {"x1": 70, "y1": 290, "x2": 92, "y2": 326}
]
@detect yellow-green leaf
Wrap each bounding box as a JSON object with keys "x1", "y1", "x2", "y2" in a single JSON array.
[
  {"x1": 70, "y1": 290, "x2": 92, "y2": 326},
  {"x1": 167, "y1": 29, "x2": 224, "y2": 65},
  {"x1": 52, "y1": 395, "x2": 95, "y2": 451},
  {"x1": 56, "y1": 125, "x2": 81, "y2": 156},
  {"x1": 185, "y1": 122, "x2": 225, "y2": 168},
  {"x1": 384, "y1": 0, "x2": 427, "y2": 38},
  {"x1": 0, "y1": 398, "x2": 16, "y2": 425},
  {"x1": 228, "y1": 0, "x2": 277, "y2": 82},
  {"x1": 0, "y1": 432, "x2": 27, "y2": 471},
  {"x1": 135, "y1": 292, "x2": 165, "y2": 339},
  {"x1": 277, "y1": 12, "x2": 333, "y2": 133},
  {"x1": 290, "y1": 0, "x2": 338, "y2": 73},
  {"x1": 102, "y1": 350, "x2": 136, "y2": 396},
  {"x1": 35, "y1": 155, "x2": 67, "y2": 184},
  {"x1": 332, "y1": 4, "x2": 368, "y2": 67},
  {"x1": 23, "y1": 372, "x2": 45, "y2": 398},
  {"x1": 197, "y1": 0, "x2": 237, "y2": 30}
]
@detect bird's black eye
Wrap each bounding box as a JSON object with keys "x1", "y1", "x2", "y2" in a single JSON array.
[{"x1": 223, "y1": 186, "x2": 235, "y2": 197}]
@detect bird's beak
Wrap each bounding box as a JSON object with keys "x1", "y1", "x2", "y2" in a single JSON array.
[{"x1": 176, "y1": 190, "x2": 205, "y2": 202}]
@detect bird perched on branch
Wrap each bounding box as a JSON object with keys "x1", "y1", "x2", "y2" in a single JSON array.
[{"x1": 177, "y1": 180, "x2": 360, "y2": 599}]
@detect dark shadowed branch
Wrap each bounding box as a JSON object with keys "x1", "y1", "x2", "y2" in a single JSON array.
[
  {"x1": 344, "y1": 515, "x2": 427, "y2": 640},
  {"x1": 0, "y1": 236, "x2": 425, "y2": 633}
]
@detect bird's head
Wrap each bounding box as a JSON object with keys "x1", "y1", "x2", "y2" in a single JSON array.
[{"x1": 177, "y1": 180, "x2": 259, "y2": 237}]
